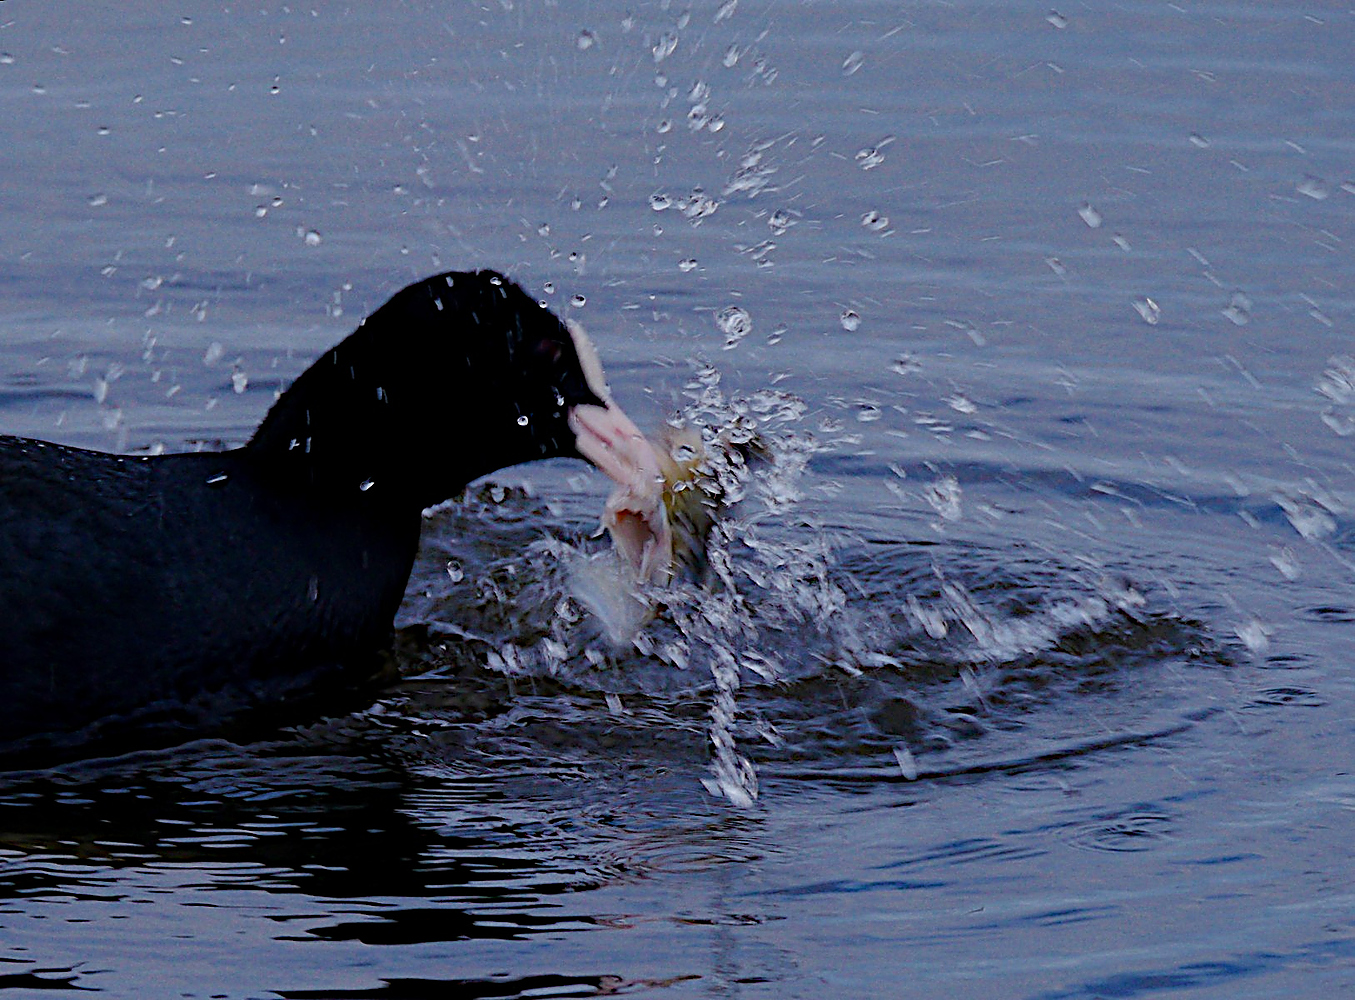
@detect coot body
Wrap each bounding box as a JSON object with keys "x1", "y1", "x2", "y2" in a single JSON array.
[{"x1": 0, "y1": 270, "x2": 646, "y2": 757}]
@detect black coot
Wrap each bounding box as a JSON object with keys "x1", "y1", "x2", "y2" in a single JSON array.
[{"x1": 0, "y1": 270, "x2": 650, "y2": 758}]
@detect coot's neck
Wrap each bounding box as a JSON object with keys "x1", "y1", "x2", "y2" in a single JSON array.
[{"x1": 244, "y1": 325, "x2": 465, "y2": 511}]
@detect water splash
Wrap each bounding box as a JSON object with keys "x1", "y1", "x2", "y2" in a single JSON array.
[
  {"x1": 723, "y1": 145, "x2": 777, "y2": 199},
  {"x1": 855, "y1": 146, "x2": 886, "y2": 170},
  {"x1": 652, "y1": 31, "x2": 678, "y2": 63},
  {"x1": 1297, "y1": 175, "x2": 1330, "y2": 201},
  {"x1": 1132, "y1": 297, "x2": 1161, "y2": 325},
  {"x1": 716, "y1": 305, "x2": 753, "y2": 349},
  {"x1": 1221, "y1": 292, "x2": 1251, "y2": 326},
  {"x1": 558, "y1": 364, "x2": 832, "y2": 804},
  {"x1": 1274, "y1": 484, "x2": 1340, "y2": 540}
]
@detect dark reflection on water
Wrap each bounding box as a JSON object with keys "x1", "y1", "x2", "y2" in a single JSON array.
[{"x1": 278, "y1": 972, "x2": 702, "y2": 999}]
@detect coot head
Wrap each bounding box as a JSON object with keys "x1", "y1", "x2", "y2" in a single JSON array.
[{"x1": 249, "y1": 269, "x2": 630, "y2": 510}]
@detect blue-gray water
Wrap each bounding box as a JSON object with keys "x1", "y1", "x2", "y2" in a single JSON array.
[{"x1": 3, "y1": 2, "x2": 1354, "y2": 998}]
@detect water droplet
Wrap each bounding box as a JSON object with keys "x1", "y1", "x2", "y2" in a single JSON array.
[
  {"x1": 536, "y1": 222, "x2": 550, "y2": 237},
  {"x1": 855, "y1": 146, "x2": 885, "y2": 170},
  {"x1": 678, "y1": 188, "x2": 719, "y2": 221},
  {"x1": 0, "y1": 53, "x2": 14, "y2": 65},
  {"x1": 445, "y1": 560, "x2": 464, "y2": 583},
  {"x1": 768, "y1": 209, "x2": 794, "y2": 235},
  {"x1": 656, "y1": 119, "x2": 673, "y2": 134},
  {"x1": 1297, "y1": 175, "x2": 1330, "y2": 200},
  {"x1": 254, "y1": 205, "x2": 268, "y2": 217},
  {"x1": 946, "y1": 394, "x2": 977, "y2": 414},
  {"x1": 203, "y1": 342, "x2": 224, "y2": 365},
  {"x1": 767, "y1": 324, "x2": 786, "y2": 346},
  {"x1": 1047, "y1": 10, "x2": 1069, "y2": 28},
  {"x1": 1112, "y1": 233, "x2": 1131, "y2": 252},
  {"x1": 1269, "y1": 546, "x2": 1301, "y2": 580},
  {"x1": 857, "y1": 403, "x2": 882, "y2": 422},
  {"x1": 925, "y1": 475, "x2": 962, "y2": 522},
  {"x1": 570, "y1": 293, "x2": 586, "y2": 307},
  {"x1": 32, "y1": 83, "x2": 46, "y2": 95},
  {"x1": 893, "y1": 745, "x2": 919, "y2": 780},
  {"x1": 715, "y1": 0, "x2": 739, "y2": 22},
  {"x1": 672, "y1": 443, "x2": 699, "y2": 464},
  {"x1": 891, "y1": 353, "x2": 921, "y2": 375},
  {"x1": 231, "y1": 369, "x2": 248, "y2": 394},
  {"x1": 652, "y1": 31, "x2": 678, "y2": 63},
  {"x1": 1045, "y1": 257, "x2": 1067, "y2": 275},
  {"x1": 576, "y1": 29, "x2": 597, "y2": 50},
  {"x1": 1078, "y1": 202, "x2": 1103, "y2": 228},
  {"x1": 1321, "y1": 410, "x2": 1355, "y2": 436},
  {"x1": 842, "y1": 51, "x2": 865, "y2": 76},
  {"x1": 96, "y1": 125, "x2": 111, "y2": 136},
  {"x1": 302, "y1": 229, "x2": 322, "y2": 246},
  {"x1": 1188, "y1": 132, "x2": 1210, "y2": 148},
  {"x1": 543, "y1": 281, "x2": 555, "y2": 294},
  {"x1": 206, "y1": 472, "x2": 229, "y2": 486},
  {"x1": 87, "y1": 193, "x2": 108, "y2": 207},
  {"x1": 1132, "y1": 297, "x2": 1161, "y2": 325},
  {"x1": 717, "y1": 305, "x2": 753, "y2": 348},
  {"x1": 1276, "y1": 488, "x2": 1338, "y2": 540},
  {"x1": 722, "y1": 44, "x2": 740, "y2": 68},
  {"x1": 1315, "y1": 357, "x2": 1355, "y2": 404},
  {"x1": 678, "y1": 257, "x2": 698, "y2": 272},
  {"x1": 516, "y1": 414, "x2": 530, "y2": 427},
  {"x1": 650, "y1": 192, "x2": 672, "y2": 211},
  {"x1": 1222, "y1": 291, "x2": 1251, "y2": 326},
  {"x1": 862, "y1": 210, "x2": 889, "y2": 231},
  {"x1": 840, "y1": 309, "x2": 862, "y2": 332}
]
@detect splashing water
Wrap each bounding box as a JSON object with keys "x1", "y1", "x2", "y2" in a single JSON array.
[
  {"x1": 716, "y1": 305, "x2": 753, "y2": 349},
  {"x1": 405, "y1": 360, "x2": 1205, "y2": 808},
  {"x1": 494, "y1": 363, "x2": 831, "y2": 805},
  {"x1": 618, "y1": 364, "x2": 832, "y2": 804}
]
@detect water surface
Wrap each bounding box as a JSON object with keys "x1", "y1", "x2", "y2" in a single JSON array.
[{"x1": 2, "y1": 3, "x2": 1354, "y2": 998}]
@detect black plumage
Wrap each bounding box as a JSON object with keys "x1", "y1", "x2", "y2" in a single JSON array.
[{"x1": 0, "y1": 270, "x2": 616, "y2": 757}]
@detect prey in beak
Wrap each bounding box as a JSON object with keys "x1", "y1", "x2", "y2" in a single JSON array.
[
  {"x1": 568, "y1": 401, "x2": 673, "y2": 586},
  {"x1": 564, "y1": 320, "x2": 674, "y2": 585}
]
